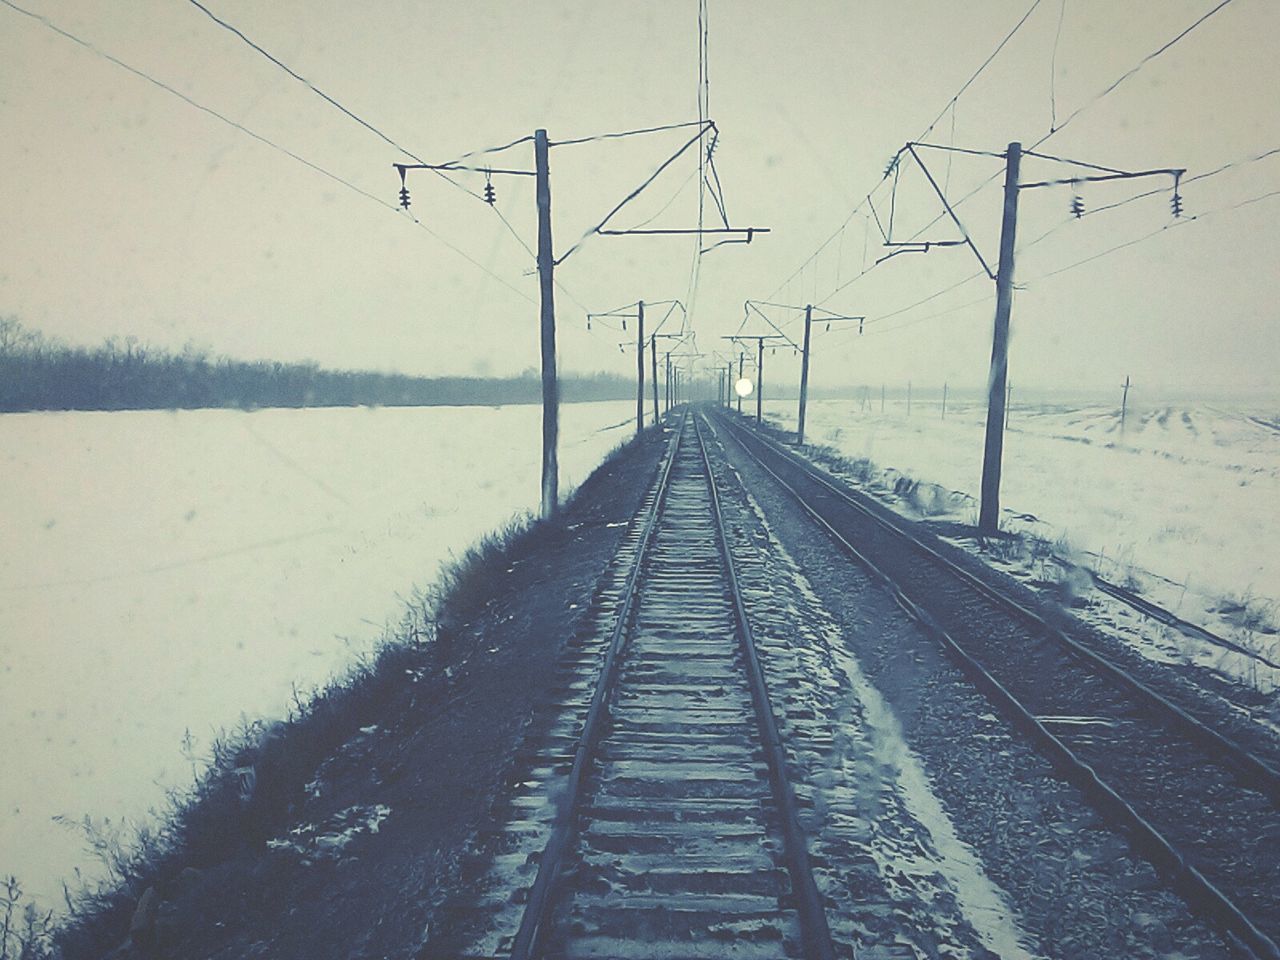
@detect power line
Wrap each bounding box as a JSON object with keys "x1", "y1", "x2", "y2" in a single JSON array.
[
  {"x1": 684, "y1": 0, "x2": 712, "y2": 334},
  {"x1": 548, "y1": 120, "x2": 711, "y2": 148},
  {"x1": 812, "y1": 2, "x2": 1236, "y2": 314},
  {"x1": 1033, "y1": 0, "x2": 1237, "y2": 147},
  {"x1": 554, "y1": 121, "x2": 714, "y2": 265},
  {"x1": 1029, "y1": 185, "x2": 1280, "y2": 283},
  {"x1": 182, "y1": 0, "x2": 565, "y2": 269},
  {"x1": 916, "y1": 0, "x2": 1047, "y2": 142},
  {"x1": 896, "y1": 1, "x2": 1238, "y2": 274},
  {"x1": 1049, "y1": 0, "x2": 1068, "y2": 132},
  {"x1": 1016, "y1": 144, "x2": 1280, "y2": 254},
  {"x1": 184, "y1": 0, "x2": 422, "y2": 162},
  {"x1": 1, "y1": 0, "x2": 537, "y2": 306},
  {"x1": 765, "y1": 0, "x2": 1045, "y2": 304}
]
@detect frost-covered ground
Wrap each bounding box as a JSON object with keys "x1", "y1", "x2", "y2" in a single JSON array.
[
  {"x1": 763, "y1": 397, "x2": 1280, "y2": 693},
  {"x1": 0, "y1": 401, "x2": 634, "y2": 909}
]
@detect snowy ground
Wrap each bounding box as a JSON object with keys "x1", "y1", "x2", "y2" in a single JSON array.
[
  {"x1": 0, "y1": 401, "x2": 635, "y2": 909},
  {"x1": 762, "y1": 397, "x2": 1280, "y2": 694}
]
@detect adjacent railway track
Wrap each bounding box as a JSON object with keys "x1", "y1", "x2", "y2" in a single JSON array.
[
  {"x1": 710, "y1": 409, "x2": 1280, "y2": 960},
  {"x1": 454, "y1": 412, "x2": 837, "y2": 959}
]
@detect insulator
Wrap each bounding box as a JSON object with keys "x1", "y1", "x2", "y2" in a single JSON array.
[
  {"x1": 825, "y1": 323, "x2": 831, "y2": 332},
  {"x1": 1070, "y1": 194, "x2": 1085, "y2": 218},
  {"x1": 1171, "y1": 192, "x2": 1183, "y2": 218},
  {"x1": 622, "y1": 319, "x2": 627, "y2": 330},
  {"x1": 398, "y1": 186, "x2": 411, "y2": 210},
  {"x1": 484, "y1": 182, "x2": 496, "y2": 205},
  {"x1": 858, "y1": 318, "x2": 864, "y2": 335}
]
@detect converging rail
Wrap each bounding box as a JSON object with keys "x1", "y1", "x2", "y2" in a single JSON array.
[
  {"x1": 461, "y1": 412, "x2": 835, "y2": 959},
  {"x1": 711, "y1": 410, "x2": 1280, "y2": 960}
]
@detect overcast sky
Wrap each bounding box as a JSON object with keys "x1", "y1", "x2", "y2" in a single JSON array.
[{"x1": 2, "y1": 0, "x2": 1277, "y2": 398}]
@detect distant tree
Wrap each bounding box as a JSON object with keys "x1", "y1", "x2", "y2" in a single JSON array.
[{"x1": 0, "y1": 317, "x2": 634, "y2": 412}]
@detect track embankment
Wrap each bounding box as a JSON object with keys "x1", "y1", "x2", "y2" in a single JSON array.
[{"x1": 57, "y1": 429, "x2": 670, "y2": 960}]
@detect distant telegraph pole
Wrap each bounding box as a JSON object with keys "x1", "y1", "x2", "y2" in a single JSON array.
[{"x1": 1120, "y1": 374, "x2": 1131, "y2": 431}]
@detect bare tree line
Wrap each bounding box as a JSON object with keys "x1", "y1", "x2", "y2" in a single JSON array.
[{"x1": 0, "y1": 318, "x2": 632, "y2": 412}]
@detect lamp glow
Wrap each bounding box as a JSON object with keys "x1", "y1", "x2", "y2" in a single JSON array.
[{"x1": 734, "y1": 377, "x2": 754, "y2": 398}]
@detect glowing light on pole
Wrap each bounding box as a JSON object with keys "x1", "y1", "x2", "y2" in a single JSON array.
[{"x1": 734, "y1": 377, "x2": 754, "y2": 398}]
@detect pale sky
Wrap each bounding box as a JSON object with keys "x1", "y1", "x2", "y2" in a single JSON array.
[{"x1": 2, "y1": 0, "x2": 1278, "y2": 397}]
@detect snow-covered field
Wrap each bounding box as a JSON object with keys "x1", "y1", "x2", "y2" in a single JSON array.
[
  {"x1": 764, "y1": 397, "x2": 1280, "y2": 688},
  {"x1": 0, "y1": 401, "x2": 635, "y2": 909}
]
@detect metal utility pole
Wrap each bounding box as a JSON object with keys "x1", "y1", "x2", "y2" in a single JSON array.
[
  {"x1": 664, "y1": 352, "x2": 673, "y2": 414},
  {"x1": 1120, "y1": 375, "x2": 1131, "y2": 431},
  {"x1": 648, "y1": 333, "x2": 680, "y2": 424},
  {"x1": 756, "y1": 339, "x2": 764, "y2": 424},
  {"x1": 794, "y1": 304, "x2": 861, "y2": 444},
  {"x1": 979, "y1": 141, "x2": 1021, "y2": 536},
  {"x1": 798, "y1": 305, "x2": 813, "y2": 445},
  {"x1": 534, "y1": 129, "x2": 559, "y2": 520},
  {"x1": 724, "y1": 335, "x2": 784, "y2": 425},
  {"x1": 737, "y1": 352, "x2": 744, "y2": 413},
  {"x1": 725, "y1": 359, "x2": 733, "y2": 408},
  {"x1": 907, "y1": 380, "x2": 912, "y2": 417},
  {"x1": 635, "y1": 300, "x2": 645, "y2": 436},
  {"x1": 942, "y1": 382, "x2": 948, "y2": 420},
  {"x1": 651, "y1": 336, "x2": 660, "y2": 424},
  {"x1": 893, "y1": 137, "x2": 1180, "y2": 535}
]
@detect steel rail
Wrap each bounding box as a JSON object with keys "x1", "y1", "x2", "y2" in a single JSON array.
[
  {"x1": 708, "y1": 411, "x2": 1280, "y2": 960},
  {"x1": 508, "y1": 413, "x2": 688, "y2": 960},
  {"x1": 718, "y1": 413, "x2": 1280, "y2": 805},
  {"x1": 690, "y1": 414, "x2": 838, "y2": 960},
  {"x1": 1084, "y1": 571, "x2": 1280, "y2": 672}
]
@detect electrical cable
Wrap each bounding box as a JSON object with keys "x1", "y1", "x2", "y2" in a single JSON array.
[
  {"x1": 626, "y1": 167, "x2": 700, "y2": 230},
  {"x1": 180, "y1": 0, "x2": 570, "y2": 277},
  {"x1": 1032, "y1": 0, "x2": 1236, "y2": 148},
  {"x1": 764, "y1": 0, "x2": 1045, "y2": 304},
  {"x1": 0, "y1": 0, "x2": 537, "y2": 306},
  {"x1": 916, "y1": 0, "x2": 1047, "y2": 143},
  {"x1": 184, "y1": 0, "x2": 421, "y2": 161},
  {"x1": 1049, "y1": 0, "x2": 1067, "y2": 132},
  {"x1": 1017, "y1": 144, "x2": 1280, "y2": 254},
  {"x1": 1029, "y1": 185, "x2": 1280, "y2": 283},
  {"x1": 549, "y1": 119, "x2": 710, "y2": 148},
  {"x1": 555, "y1": 122, "x2": 713, "y2": 265}
]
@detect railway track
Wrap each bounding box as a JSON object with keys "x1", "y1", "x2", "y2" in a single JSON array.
[
  {"x1": 710, "y1": 409, "x2": 1280, "y2": 960},
  {"x1": 451, "y1": 413, "x2": 836, "y2": 959}
]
